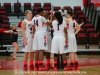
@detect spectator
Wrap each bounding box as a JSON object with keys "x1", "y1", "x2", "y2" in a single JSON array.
[{"x1": 59, "y1": 7, "x2": 67, "y2": 18}]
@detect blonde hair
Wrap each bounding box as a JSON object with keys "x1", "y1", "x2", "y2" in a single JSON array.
[
  {"x1": 25, "y1": 10, "x2": 32, "y2": 15},
  {"x1": 11, "y1": 24, "x2": 16, "y2": 30}
]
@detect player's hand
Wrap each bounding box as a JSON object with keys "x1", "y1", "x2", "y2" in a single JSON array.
[
  {"x1": 32, "y1": 35, "x2": 34, "y2": 38},
  {"x1": 50, "y1": 14, "x2": 53, "y2": 19},
  {"x1": 24, "y1": 38, "x2": 27, "y2": 45},
  {"x1": 65, "y1": 39, "x2": 68, "y2": 44}
]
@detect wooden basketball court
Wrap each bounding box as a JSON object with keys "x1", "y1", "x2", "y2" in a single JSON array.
[{"x1": 0, "y1": 55, "x2": 100, "y2": 75}]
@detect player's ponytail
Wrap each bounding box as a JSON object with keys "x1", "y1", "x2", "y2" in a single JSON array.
[{"x1": 54, "y1": 11, "x2": 63, "y2": 25}]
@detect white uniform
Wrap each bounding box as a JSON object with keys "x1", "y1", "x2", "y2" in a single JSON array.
[
  {"x1": 51, "y1": 20, "x2": 67, "y2": 54},
  {"x1": 45, "y1": 25, "x2": 52, "y2": 52},
  {"x1": 66, "y1": 18, "x2": 77, "y2": 53},
  {"x1": 59, "y1": 10, "x2": 67, "y2": 18},
  {"x1": 32, "y1": 15, "x2": 48, "y2": 51},
  {"x1": 22, "y1": 19, "x2": 34, "y2": 52}
]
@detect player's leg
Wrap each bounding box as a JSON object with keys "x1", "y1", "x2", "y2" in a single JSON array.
[
  {"x1": 51, "y1": 36, "x2": 59, "y2": 71},
  {"x1": 62, "y1": 53, "x2": 68, "y2": 71},
  {"x1": 34, "y1": 50, "x2": 39, "y2": 70},
  {"x1": 54, "y1": 54, "x2": 58, "y2": 71},
  {"x1": 68, "y1": 52, "x2": 75, "y2": 70},
  {"x1": 28, "y1": 38, "x2": 34, "y2": 70},
  {"x1": 23, "y1": 52, "x2": 29, "y2": 70},
  {"x1": 46, "y1": 52, "x2": 50, "y2": 65},
  {"x1": 33, "y1": 34, "x2": 39, "y2": 70},
  {"x1": 11, "y1": 42, "x2": 19, "y2": 59},
  {"x1": 38, "y1": 50, "x2": 44, "y2": 70},
  {"x1": 23, "y1": 37, "x2": 34, "y2": 70},
  {"x1": 67, "y1": 36, "x2": 76, "y2": 70},
  {"x1": 74, "y1": 52, "x2": 80, "y2": 70},
  {"x1": 59, "y1": 36, "x2": 68, "y2": 71},
  {"x1": 36, "y1": 33, "x2": 46, "y2": 71},
  {"x1": 29, "y1": 52, "x2": 34, "y2": 70},
  {"x1": 45, "y1": 34, "x2": 52, "y2": 69}
]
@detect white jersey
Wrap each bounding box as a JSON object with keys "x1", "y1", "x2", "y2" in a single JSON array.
[
  {"x1": 67, "y1": 18, "x2": 77, "y2": 35},
  {"x1": 32, "y1": 15, "x2": 47, "y2": 33},
  {"x1": 46, "y1": 19, "x2": 51, "y2": 34},
  {"x1": 59, "y1": 10, "x2": 67, "y2": 18},
  {"x1": 52, "y1": 20, "x2": 66, "y2": 36},
  {"x1": 24, "y1": 19, "x2": 33, "y2": 37}
]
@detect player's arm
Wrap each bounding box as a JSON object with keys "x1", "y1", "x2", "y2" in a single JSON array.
[
  {"x1": 64, "y1": 21, "x2": 68, "y2": 44},
  {"x1": 32, "y1": 18, "x2": 36, "y2": 34},
  {"x1": 74, "y1": 23, "x2": 80, "y2": 35},
  {"x1": 33, "y1": 25, "x2": 35, "y2": 34},
  {"x1": 21, "y1": 20, "x2": 27, "y2": 45},
  {"x1": 17, "y1": 30, "x2": 22, "y2": 32},
  {"x1": 41, "y1": 15, "x2": 53, "y2": 26},
  {"x1": 4, "y1": 30, "x2": 12, "y2": 33},
  {"x1": 79, "y1": 22, "x2": 84, "y2": 27},
  {"x1": 74, "y1": 19, "x2": 84, "y2": 30}
]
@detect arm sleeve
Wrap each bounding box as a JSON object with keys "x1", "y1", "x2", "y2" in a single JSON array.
[{"x1": 41, "y1": 17, "x2": 47, "y2": 23}]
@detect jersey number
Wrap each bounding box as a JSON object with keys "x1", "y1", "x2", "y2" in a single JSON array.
[
  {"x1": 57, "y1": 24, "x2": 59, "y2": 30},
  {"x1": 34, "y1": 20, "x2": 38, "y2": 27}
]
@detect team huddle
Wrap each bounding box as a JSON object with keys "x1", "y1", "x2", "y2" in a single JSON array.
[{"x1": 4, "y1": 7, "x2": 84, "y2": 71}]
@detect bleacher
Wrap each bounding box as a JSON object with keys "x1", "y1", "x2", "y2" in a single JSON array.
[{"x1": 0, "y1": 0, "x2": 100, "y2": 56}]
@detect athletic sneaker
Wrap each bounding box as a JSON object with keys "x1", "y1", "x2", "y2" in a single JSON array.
[
  {"x1": 34, "y1": 65, "x2": 39, "y2": 71},
  {"x1": 54, "y1": 67, "x2": 57, "y2": 71},
  {"x1": 29, "y1": 64, "x2": 34, "y2": 70},
  {"x1": 47, "y1": 64, "x2": 53, "y2": 69},
  {"x1": 38, "y1": 65, "x2": 43, "y2": 71},
  {"x1": 39, "y1": 65, "x2": 46, "y2": 71},
  {"x1": 23, "y1": 64, "x2": 27, "y2": 70},
  {"x1": 63, "y1": 66, "x2": 68, "y2": 71},
  {"x1": 75, "y1": 65, "x2": 80, "y2": 70},
  {"x1": 68, "y1": 65, "x2": 75, "y2": 70}
]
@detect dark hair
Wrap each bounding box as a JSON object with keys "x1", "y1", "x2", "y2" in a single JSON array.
[
  {"x1": 54, "y1": 11, "x2": 63, "y2": 25},
  {"x1": 67, "y1": 9, "x2": 73, "y2": 16},
  {"x1": 37, "y1": 7, "x2": 43, "y2": 13}
]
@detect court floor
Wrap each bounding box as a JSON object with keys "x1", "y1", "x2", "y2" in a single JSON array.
[{"x1": 0, "y1": 55, "x2": 100, "y2": 75}]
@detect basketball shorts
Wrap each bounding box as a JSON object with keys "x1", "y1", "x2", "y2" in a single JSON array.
[
  {"x1": 22, "y1": 37, "x2": 34, "y2": 52},
  {"x1": 67, "y1": 34, "x2": 77, "y2": 53},
  {"x1": 45, "y1": 34, "x2": 52, "y2": 52},
  {"x1": 51, "y1": 35, "x2": 67, "y2": 54},
  {"x1": 33, "y1": 32, "x2": 48, "y2": 51}
]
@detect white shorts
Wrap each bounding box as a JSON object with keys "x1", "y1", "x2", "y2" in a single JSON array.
[
  {"x1": 33, "y1": 33, "x2": 48, "y2": 51},
  {"x1": 67, "y1": 34, "x2": 77, "y2": 53},
  {"x1": 45, "y1": 34, "x2": 52, "y2": 52},
  {"x1": 51, "y1": 35, "x2": 67, "y2": 54},
  {"x1": 22, "y1": 37, "x2": 34, "y2": 52}
]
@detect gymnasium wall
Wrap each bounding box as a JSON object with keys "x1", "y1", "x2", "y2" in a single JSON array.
[{"x1": 0, "y1": 0, "x2": 84, "y2": 9}]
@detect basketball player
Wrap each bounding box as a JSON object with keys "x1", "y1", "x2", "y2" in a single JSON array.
[
  {"x1": 21, "y1": 10, "x2": 34, "y2": 70},
  {"x1": 43, "y1": 10, "x2": 53, "y2": 69},
  {"x1": 4, "y1": 24, "x2": 21, "y2": 59},
  {"x1": 51, "y1": 11, "x2": 68, "y2": 71},
  {"x1": 32, "y1": 8, "x2": 52, "y2": 71},
  {"x1": 59, "y1": 7, "x2": 67, "y2": 18},
  {"x1": 65, "y1": 9, "x2": 83, "y2": 70},
  {"x1": 49, "y1": 10, "x2": 63, "y2": 69}
]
